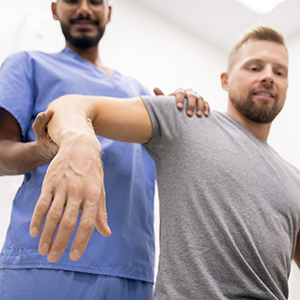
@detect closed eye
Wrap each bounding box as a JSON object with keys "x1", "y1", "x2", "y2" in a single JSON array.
[
  {"x1": 274, "y1": 69, "x2": 286, "y2": 77},
  {"x1": 247, "y1": 64, "x2": 262, "y2": 72}
]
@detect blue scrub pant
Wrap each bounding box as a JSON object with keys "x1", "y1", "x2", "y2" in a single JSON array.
[{"x1": 0, "y1": 269, "x2": 153, "y2": 300}]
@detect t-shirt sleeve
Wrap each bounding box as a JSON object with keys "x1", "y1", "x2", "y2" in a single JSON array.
[
  {"x1": 0, "y1": 52, "x2": 35, "y2": 141},
  {"x1": 141, "y1": 95, "x2": 184, "y2": 161}
]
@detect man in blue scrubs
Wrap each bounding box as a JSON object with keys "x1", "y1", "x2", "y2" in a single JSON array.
[{"x1": 0, "y1": 0, "x2": 209, "y2": 299}]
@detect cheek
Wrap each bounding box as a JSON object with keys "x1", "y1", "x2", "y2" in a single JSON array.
[
  {"x1": 56, "y1": 14, "x2": 68, "y2": 25},
  {"x1": 280, "y1": 88, "x2": 288, "y2": 105},
  {"x1": 231, "y1": 80, "x2": 249, "y2": 96},
  {"x1": 279, "y1": 83, "x2": 288, "y2": 97}
]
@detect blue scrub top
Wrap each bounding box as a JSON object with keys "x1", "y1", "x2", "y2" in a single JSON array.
[{"x1": 0, "y1": 48, "x2": 156, "y2": 283}]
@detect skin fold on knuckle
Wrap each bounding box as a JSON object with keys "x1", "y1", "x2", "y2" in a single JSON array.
[
  {"x1": 80, "y1": 218, "x2": 95, "y2": 233},
  {"x1": 88, "y1": 185, "x2": 102, "y2": 200},
  {"x1": 60, "y1": 216, "x2": 77, "y2": 232},
  {"x1": 35, "y1": 199, "x2": 51, "y2": 217},
  {"x1": 47, "y1": 208, "x2": 63, "y2": 223},
  {"x1": 187, "y1": 100, "x2": 196, "y2": 111}
]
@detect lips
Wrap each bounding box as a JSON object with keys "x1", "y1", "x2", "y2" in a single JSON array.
[
  {"x1": 253, "y1": 92, "x2": 273, "y2": 98},
  {"x1": 253, "y1": 89, "x2": 274, "y2": 98},
  {"x1": 70, "y1": 18, "x2": 99, "y2": 26}
]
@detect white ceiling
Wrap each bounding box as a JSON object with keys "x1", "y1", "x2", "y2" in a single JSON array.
[{"x1": 130, "y1": 0, "x2": 300, "y2": 53}]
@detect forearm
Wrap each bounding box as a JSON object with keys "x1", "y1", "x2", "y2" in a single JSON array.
[
  {"x1": 47, "y1": 94, "x2": 152, "y2": 146},
  {"x1": 0, "y1": 140, "x2": 51, "y2": 176}
]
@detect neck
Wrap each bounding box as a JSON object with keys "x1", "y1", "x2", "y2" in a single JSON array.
[
  {"x1": 226, "y1": 102, "x2": 272, "y2": 141},
  {"x1": 66, "y1": 42, "x2": 100, "y2": 65},
  {"x1": 66, "y1": 42, "x2": 115, "y2": 77}
]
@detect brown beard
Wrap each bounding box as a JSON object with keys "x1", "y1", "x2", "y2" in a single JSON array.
[{"x1": 229, "y1": 89, "x2": 281, "y2": 123}]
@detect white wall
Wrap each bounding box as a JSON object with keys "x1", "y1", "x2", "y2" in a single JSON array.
[
  {"x1": 273, "y1": 35, "x2": 300, "y2": 300},
  {"x1": 268, "y1": 36, "x2": 300, "y2": 170},
  {"x1": 0, "y1": 0, "x2": 299, "y2": 298}
]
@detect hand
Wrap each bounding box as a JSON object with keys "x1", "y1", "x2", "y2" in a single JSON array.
[
  {"x1": 154, "y1": 87, "x2": 210, "y2": 117},
  {"x1": 33, "y1": 109, "x2": 59, "y2": 161},
  {"x1": 30, "y1": 134, "x2": 111, "y2": 263}
]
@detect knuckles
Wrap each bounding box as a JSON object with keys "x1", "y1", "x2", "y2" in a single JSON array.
[
  {"x1": 36, "y1": 199, "x2": 51, "y2": 214},
  {"x1": 80, "y1": 219, "x2": 95, "y2": 232},
  {"x1": 47, "y1": 208, "x2": 64, "y2": 223},
  {"x1": 60, "y1": 217, "x2": 77, "y2": 231}
]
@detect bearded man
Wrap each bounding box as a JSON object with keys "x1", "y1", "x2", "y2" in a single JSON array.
[
  {"x1": 38, "y1": 26, "x2": 300, "y2": 300},
  {"x1": 0, "y1": 1, "x2": 208, "y2": 299}
]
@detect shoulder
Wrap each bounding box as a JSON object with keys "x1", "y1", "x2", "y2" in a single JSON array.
[
  {"x1": 115, "y1": 72, "x2": 150, "y2": 95},
  {"x1": 141, "y1": 95, "x2": 175, "y2": 111},
  {"x1": 3, "y1": 50, "x2": 54, "y2": 61},
  {"x1": 1, "y1": 51, "x2": 30, "y2": 66},
  {"x1": 1, "y1": 50, "x2": 58, "y2": 69}
]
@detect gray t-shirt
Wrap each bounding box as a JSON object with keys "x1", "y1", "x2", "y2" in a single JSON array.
[{"x1": 142, "y1": 95, "x2": 300, "y2": 300}]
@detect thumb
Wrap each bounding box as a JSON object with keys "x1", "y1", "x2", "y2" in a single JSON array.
[
  {"x1": 95, "y1": 185, "x2": 111, "y2": 237},
  {"x1": 153, "y1": 87, "x2": 164, "y2": 96},
  {"x1": 33, "y1": 109, "x2": 54, "y2": 132}
]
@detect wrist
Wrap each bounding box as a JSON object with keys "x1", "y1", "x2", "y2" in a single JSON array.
[
  {"x1": 59, "y1": 130, "x2": 101, "y2": 156},
  {"x1": 33, "y1": 141, "x2": 54, "y2": 164}
]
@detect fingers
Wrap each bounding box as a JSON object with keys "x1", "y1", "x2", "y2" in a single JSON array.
[
  {"x1": 30, "y1": 189, "x2": 53, "y2": 239},
  {"x1": 39, "y1": 192, "x2": 69, "y2": 261},
  {"x1": 171, "y1": 88, "x2": 185, "y2": 110},
  {"x1": 69, "y1": 185, "x2": 110, "y2": 261},
  {"x1": 33, "y1": 109, "x2": 59, "y2": 161},
  {"x1": 69, "y1": 212, "x2": 95, "y2": 262},
  {"x1": 46, "y1": 194, "x2": 80, "y2": 262},
  {"x1": 33, "y1": 180, "x2": 110, "y2": 263},
  {"x1": 30, "y1": 135, "x2": 110, "y2": 262},
  {"x1": 153, "y1": 87, "x2": 164, "y2": 96},
  {"x1": 170, "y1": 88, "x2": 210, "y2": 117},
  {"x1": 94, "y1": 184, "x2": 111, "y2": 237},
  {"x1": 33, "y1": 110, "x2": 54, "y2": 134},
  {"x1": 42, "y1": 179, "x2": 94, "y2": 262},
  {"x1": 155, "y1": 87, "x2": 210, "y2": 117},
  {"x1": 204, "y1": 101, "x2": 210, "y2": 117},
  {"x1": 185, "y1": 89, "x2": 201, "y2": 117},
  {"x1": 195, "y1": 95, "x2": 208, "y2": 118}
]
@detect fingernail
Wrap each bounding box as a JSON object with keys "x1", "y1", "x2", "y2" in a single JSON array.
[
  {"x1": 30, "y1": 227, "x2": 39, "y2": 237},
  {"x1": 48, "y1": 251, "x2": 59, "y2": 262},
  {"x1": 70, "y1": 250, "x2": 81, "y2": 261},
  {"x1": 40, "y1": 243, "x2": 50, "y2": 254}
]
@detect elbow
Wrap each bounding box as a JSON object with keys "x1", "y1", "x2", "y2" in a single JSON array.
[{"x1": 48, "y1": 94, "x2": 75, "y2": 111}]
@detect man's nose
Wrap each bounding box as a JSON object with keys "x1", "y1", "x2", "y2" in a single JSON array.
[
  {"x1": 259, "y1": 66, "x2": 274, "y2": 85},
  {"x1": 75, "y1": 0, "x2": 93, "y2": 16}
]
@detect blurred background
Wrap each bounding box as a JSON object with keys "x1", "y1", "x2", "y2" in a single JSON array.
[{"x1": 0, "y1": 0, "x2": 300, "y2": 297}]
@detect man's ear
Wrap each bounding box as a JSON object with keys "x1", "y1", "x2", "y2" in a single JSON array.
[
  {"x1": 221, "y1": 72, "x2": 229, "y2": 91},
  {"x1": 52, "y1": 2, "x2": 58, "y2": 21},
  {"x1": 107, "y1": 6, "x2": 112, "y2": 24}
]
